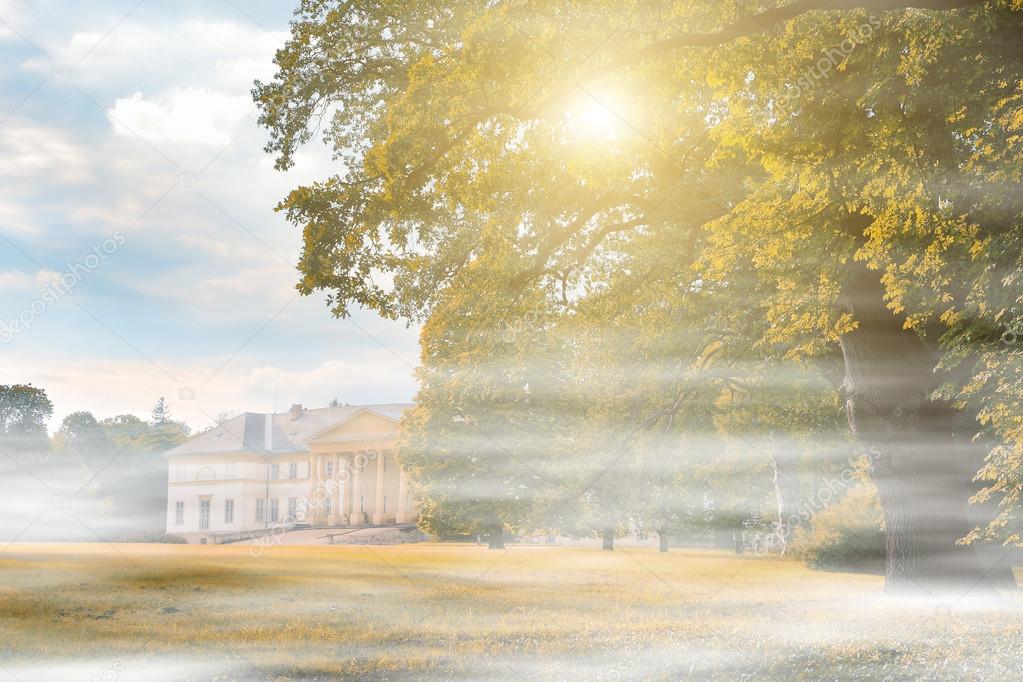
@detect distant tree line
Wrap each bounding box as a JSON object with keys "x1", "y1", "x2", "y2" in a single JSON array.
[{"x1": 0, "y1": 384, "x2": 189, "y2": 540}]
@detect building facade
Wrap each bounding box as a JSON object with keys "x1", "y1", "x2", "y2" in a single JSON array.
[{"x1": 165, "y1": 403, "x2": 415, "y2": 543}]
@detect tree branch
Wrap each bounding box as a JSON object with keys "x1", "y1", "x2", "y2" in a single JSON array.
[
  {"x1": 513, "y1": 0, "x2": 986, "y2": 122},
  {"x1": 600, "y1": 0, "x2": 984, "y2": 71}
]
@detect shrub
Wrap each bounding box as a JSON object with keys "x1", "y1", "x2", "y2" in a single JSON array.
[
  {"x1": 791, "y1": 484, "x2": 886, "y2": 574},
  {"x1": 157, "y1": 533, "x2": 188, "y2": 544}
]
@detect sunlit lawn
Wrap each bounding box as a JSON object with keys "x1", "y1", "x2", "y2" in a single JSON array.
[{"x1": 0, "y1": 543, "x2": 1020, "y2": 680}]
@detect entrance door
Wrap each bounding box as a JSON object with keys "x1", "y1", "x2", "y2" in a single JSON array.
[{"x1": 199, "y1": 498, "x2": 210, "y2": 530}]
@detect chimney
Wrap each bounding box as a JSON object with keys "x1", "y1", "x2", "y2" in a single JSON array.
[{"x1": 289, "y1": 403, "x2": 304, "y2": 421}]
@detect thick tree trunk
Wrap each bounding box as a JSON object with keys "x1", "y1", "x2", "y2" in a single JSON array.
[
  {"x1": 486, "y1": 523, "x2": 505, "y2": 550},
  {"x1": 658, "y1": 531, "x2": 669, "y2": 553},
  {"x1": 839, "y1": 259, "x2": 1015, "y2": 598},
  {"x1": 602, "y1": 527, "x2": 615, "y2": 551}
]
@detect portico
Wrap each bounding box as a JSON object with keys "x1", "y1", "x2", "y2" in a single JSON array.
[{"x1": 305, "y1": 449, "x2": 412, "y2": 526}]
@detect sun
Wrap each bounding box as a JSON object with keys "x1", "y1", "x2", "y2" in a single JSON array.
[{"x1": 568, "y1": 90, "x2": 627, "y2": 141}]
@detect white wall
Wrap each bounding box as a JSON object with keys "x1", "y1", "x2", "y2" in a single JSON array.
[{"x1": 166, "y1": 455, "x2": 315, "y2": 535}]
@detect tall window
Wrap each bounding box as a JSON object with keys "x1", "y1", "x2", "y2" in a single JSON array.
[
  {"x1": 270, "y1": 499, "x2": 279, "y2": 523},
  {"x1": 289, "y1": 462, "x2": 298, "y2": 479},
  {"x1": 360, "y1": 495, "x2": 365, "y2": 513},
  {"x1": 383, "y1": 495, "x2": 387, "y2": 513},
  {"x1": 175, "y1": 501, "x2": 184, "y2": 525},
  {"x1": 199, "y1": 499, "x2": 210, "y2": 530},
  {"x1": 224, "y1": 499, "x2": 234, "y2": 524},
  {"x1": 325, "y1": 495, "x2": 331, "y2": 516},
  {"x1": 325, "y1": 459, "x2": 333, "y2": 478},
  {"x1": 287, "y1": 497, "x2": 298, "y2": 520},
  {"x1": 270, "y1": 463, "x2": 279, "y2": 480},
  {"x1": 256, "y1": 499, "x2": 266, "y2": 522}
]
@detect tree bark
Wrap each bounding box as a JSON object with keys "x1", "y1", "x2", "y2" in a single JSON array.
[
  {"x1": 658, "y1": 531, "x2": 669, "y2": 553},
  {"x1": 486, "y1": 523, "x2": 505, "y2": 550},
  {"x1": 602, "y1": 527, "x2": 615, "y2": 551},
  {"x1": 838, "y1": 259, "x2": 1015, "y2": 598}
]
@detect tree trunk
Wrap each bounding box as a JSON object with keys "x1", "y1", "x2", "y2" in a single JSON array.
[
  {"x1": 658, "y1": 531, "x2": 669, "y2": 553},
  {"x1": 839, "y1": 259, "x2": 1015, "y2": 598},
  {"x1": 770, "y1": 440, "x2": 803, "y2": 556},
  {"x1": 602, "y1": 527, "x2": 615, "y2": 551},
  {"x1": 486, "y1": 523, "x2": 505, "y2": 550}
]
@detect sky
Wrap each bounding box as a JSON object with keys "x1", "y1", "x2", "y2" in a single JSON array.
[{"x1": 0, "y1": 0, "x2": 421, "y2": 432}]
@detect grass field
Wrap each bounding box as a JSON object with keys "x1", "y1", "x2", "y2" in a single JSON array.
[{"x1": 0, "y1": 543, "x2": 1021, "y2": 680}]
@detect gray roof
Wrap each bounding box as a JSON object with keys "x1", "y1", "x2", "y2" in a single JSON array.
[{"x1": 165, "y1": 403, "x2": 412, "y2": 457}]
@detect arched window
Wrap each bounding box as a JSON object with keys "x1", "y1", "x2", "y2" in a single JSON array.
[{"x1": 195, "y1": 466, "x2": 217, "y2": 482}]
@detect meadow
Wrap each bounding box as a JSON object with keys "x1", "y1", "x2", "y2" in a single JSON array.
[{"x1": 0, "y1": 543, "x2": 1020, "y2": 680}]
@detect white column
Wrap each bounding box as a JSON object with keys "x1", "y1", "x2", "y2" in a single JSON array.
[
  {"x1": 342, "y1": 454, "x2": 352, "y2": 523},
  {"x1": 351, "y1": 453, "x2": 362, "y2": 525},
  {"x1": 396, "y1": 468, "x2": 409, "y2": 524},
  {"x1": 315, "y1": 454, "x2": 324, "y2": 524},
  {"x1": 331, "y1": 454, "x2": 341, "y2": 526},
  {"x1": 307, "y1": 453, "x2": 315, "y2": 524},
  {"x1": 373, "y1": 449, "x2": 385, "y2": 524}
]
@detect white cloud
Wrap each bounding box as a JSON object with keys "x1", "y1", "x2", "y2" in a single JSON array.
[
  {"x1": 108, "y1": 88, "x2": 250, "y2": 146},
  {"x1": 26, "y1": 20, "x2": 285, "y2": 91},
  {"x1": 0, "y1": 201, "x2": 42, "y2": 235},
  {"x1": 0, "y1": 124, "x2": 90, "y2": 184},
  {"x1": 246, "y1": 355, "x2": 417, "y2": 407},
  {"x1": 173, "y1": 233, "x2": 267, "y2": 260},
  {"x1": 0, "y1": 1, "x2": 24, "y2": 40},
  {"x1": 128, "y1": 261, "x2": 298, "y2": 321},
  {"x1": 0, "y1": 269, "x2": 61, "y2": 291}
]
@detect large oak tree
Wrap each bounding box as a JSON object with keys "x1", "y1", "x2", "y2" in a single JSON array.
[{"x1": 256, "y1": 0, "x2": 1023, "y2": 595}]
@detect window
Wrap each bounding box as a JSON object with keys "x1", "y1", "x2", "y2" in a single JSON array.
[
  {"x1": 256, "y1": 499, "x2": 266, "y2": 522},
  {"x1": 224, "y1": 499, "x2": 234, "y2": 524},
  {"x1": 325, "y1": 495, "x2": 331, "y2": 516},
  {"x1": 383, "y1": 495, "x2": 387, "y2": 513},
  {"x1": 175, "y1": 501, "x2": 184, "y2": 525},
  {"x1": 360, "y1": 495, "x2": 365, "y2": 513},
  {"x1": 270, "y1": 464, "x2": 279, "y2": 480},
  {"x1": 325, "y1": 460, "x2": 333, "y2": 478},
  {"x1": 199, "y1": 499, "x2": 210, "y2": 530},
  {"x1": 270, "y1": 499, "x2": 279, "y2": 523},
  {"x1": 289, "y1": 462, "x2": 298, "y2": 479},
  {"x1": 287, "y1": 497, "x2": 298, "y2": 520}
]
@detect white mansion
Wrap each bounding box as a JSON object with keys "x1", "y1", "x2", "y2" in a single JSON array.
[{"x1": 164, "y1": 403, "x2": 416, "y2": 543}]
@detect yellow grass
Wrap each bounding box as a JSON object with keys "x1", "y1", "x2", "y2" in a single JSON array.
[{"x1": 0, "y1": 543, "x2": 1020, "y2": 680}]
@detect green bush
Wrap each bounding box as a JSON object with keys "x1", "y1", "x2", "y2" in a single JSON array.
[
  {"x1": 791, "y1": 484, "x2": 886, "y2": 574},
  {"x1": 158, "y1": 533, "x2": 188, "y2": 544}
]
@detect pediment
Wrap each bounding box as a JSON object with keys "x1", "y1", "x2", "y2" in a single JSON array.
[{"x1": 305, "y1": 408, "x2": 400, "y2": 444}]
